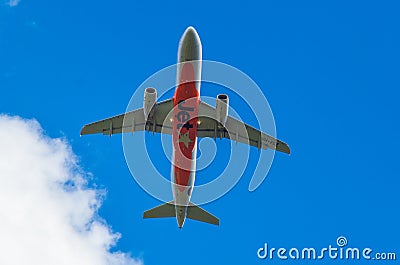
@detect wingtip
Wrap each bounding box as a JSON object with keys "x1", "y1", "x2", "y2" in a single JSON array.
[
  {"x1": 285, "y1": 145, "x2": 291, "y2": 155},
  {"x1": 276, "y1": 140, "x2": 291, "y2": 155},
  {"x1": 80, "y1": 126, "x2": 87, "y2": 136}
]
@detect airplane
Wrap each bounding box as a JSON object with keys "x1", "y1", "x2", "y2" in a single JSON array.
[{"x1": 80, "y1": 26, "x2": 290, "y2": 228}]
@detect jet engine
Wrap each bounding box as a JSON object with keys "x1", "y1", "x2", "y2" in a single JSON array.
[
  {"x1": 143, "y1": 87, "x2": 157, "y2": 119},
  {"x1": 215, "y1": 94, "x2": 229, "y2": 125}
]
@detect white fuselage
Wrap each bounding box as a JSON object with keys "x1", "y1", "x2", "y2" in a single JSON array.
[{"x1": 171, "y1": 27, "x2": 202, "y2": 228}]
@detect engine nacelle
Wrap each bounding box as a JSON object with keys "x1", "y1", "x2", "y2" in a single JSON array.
[
  {"x1": 143, "y1": 87, "x2": 157, "y2": 119},
  {"x1": 215, "y1": 94, "x2": 229, "y2": 125}
]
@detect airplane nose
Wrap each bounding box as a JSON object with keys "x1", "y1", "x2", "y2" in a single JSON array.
[
  {"x1": 183, "y1": 26, "x2": 199, "y2": 42},
  {"x1": 178, "y1": 26, "x2": 202, "y2": 62}
]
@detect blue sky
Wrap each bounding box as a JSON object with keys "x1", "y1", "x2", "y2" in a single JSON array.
[{"x1": 1, "y1": 0, "x2": 399, "y2": 264}]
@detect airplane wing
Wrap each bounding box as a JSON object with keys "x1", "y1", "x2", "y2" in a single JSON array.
[
  {"x1": 197, "y1": 101, "x2": 290, "y2": 154},
  {"x1": 80, "y1": 99, "x2": 174, "y2": 136}
]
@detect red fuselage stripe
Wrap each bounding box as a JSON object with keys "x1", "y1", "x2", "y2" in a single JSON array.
[{"x1": 172, "y1": 63, "x2": 199, "y2": 191}]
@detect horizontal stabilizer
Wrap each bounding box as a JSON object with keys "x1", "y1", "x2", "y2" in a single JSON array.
[
  {"x1": 187, "y1": 202, "x2": 219, "y2": 226},
  {"x1": 143, "y1": 201, "x2": 175, "y2": 219}
]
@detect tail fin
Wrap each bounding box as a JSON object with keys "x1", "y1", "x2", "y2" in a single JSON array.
[
  {"x1": 187, "y1": 202, "x2": 219, "y2": 226},
  {"x1": 143, "y1": 201, "x2": 220, "y2": 226},
  {"x1": 143, "y1": 200, "x2": 175, "y2": 219}
]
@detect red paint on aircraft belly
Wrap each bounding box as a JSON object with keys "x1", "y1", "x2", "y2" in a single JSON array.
[{"x1": 173, "y1": 63, "x2": 199, "y2": 191}]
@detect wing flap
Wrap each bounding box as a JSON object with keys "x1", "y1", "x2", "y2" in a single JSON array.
[
  {"x1": 197, "y1": 101, "x2": 290, "y2": 154},
  {"x1": 80, "y1": 99, "x2": 174, "y2": 136}
]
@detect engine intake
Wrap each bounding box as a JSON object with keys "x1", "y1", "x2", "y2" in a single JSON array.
[
  {"x1": 143, "y1": 87, "x2": 157, "y2": 119},
  {"x1": 215, "y1": 94, "x2": 229, "y2": 125}
]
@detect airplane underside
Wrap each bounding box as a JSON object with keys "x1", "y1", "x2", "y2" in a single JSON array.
[{"x1": 80, "y1": 26, "x2": 290, "y2": 228}]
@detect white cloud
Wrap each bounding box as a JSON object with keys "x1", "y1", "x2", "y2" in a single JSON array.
[
  {"x1": 0, "y1": 115, "x2": 142, "y2": 265},
  {"x1": 6, "y1": 0, "x2": 20, "y2": 7}
]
